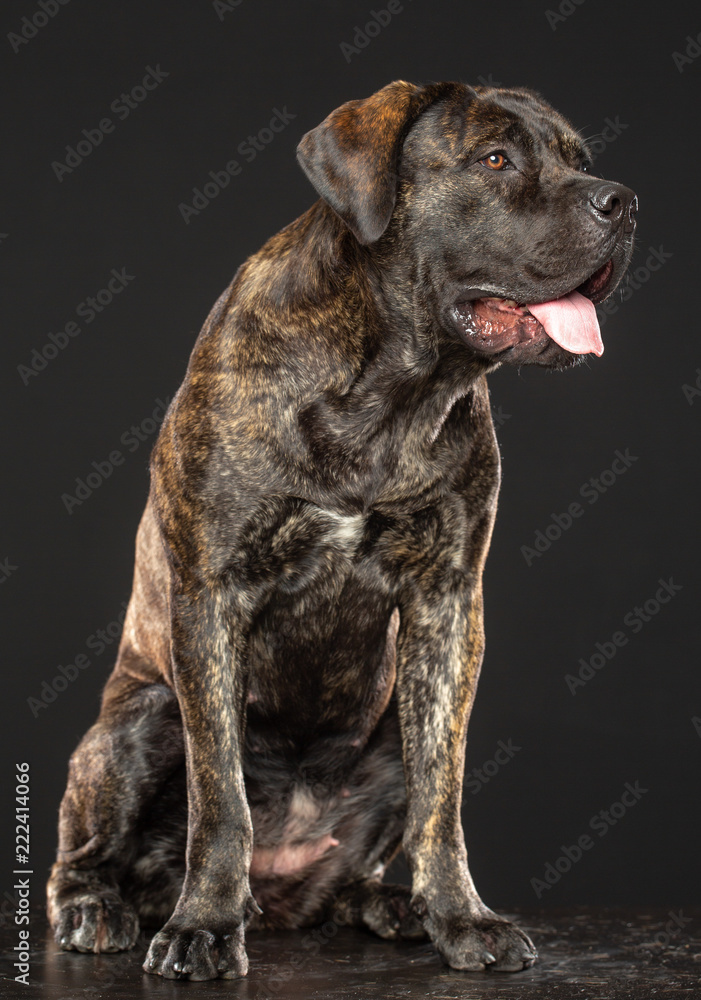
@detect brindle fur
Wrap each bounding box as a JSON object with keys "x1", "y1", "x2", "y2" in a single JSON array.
[{"x1": 47, "y1": 80, "x2": 636, "y2": 980}]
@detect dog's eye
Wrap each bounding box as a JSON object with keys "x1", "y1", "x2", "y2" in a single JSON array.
[{"x1": 479, "y1": 152, "x2": 510, "y2": 171}]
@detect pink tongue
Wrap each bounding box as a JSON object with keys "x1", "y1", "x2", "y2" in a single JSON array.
[{"x1": 528, "y1": 290, "x2": 604, "y2": 356}]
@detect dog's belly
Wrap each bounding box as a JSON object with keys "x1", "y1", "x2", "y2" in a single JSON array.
[
  {"x1": 244, "y1": 706, "x2": 406, "y2": 924},
  {"x1": 131, "y1": 708, "x2": 406, "y2": 927}
]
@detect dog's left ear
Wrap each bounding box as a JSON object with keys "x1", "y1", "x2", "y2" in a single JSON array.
[{"x1": 297, "y1": 80, "x2": 463, "y2": 244}]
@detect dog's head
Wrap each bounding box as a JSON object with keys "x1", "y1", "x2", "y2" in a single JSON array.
[{"x1": 297, "y1": 80, "x2": 637, "y2": 369}]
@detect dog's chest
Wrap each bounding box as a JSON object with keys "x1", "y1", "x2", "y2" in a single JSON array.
[
  {"x1": 236, "y1": 491, "x2": 469, "y2": 736},
  {"x1": 293, "y1": 377, "x2": 479, "y2": 512}
]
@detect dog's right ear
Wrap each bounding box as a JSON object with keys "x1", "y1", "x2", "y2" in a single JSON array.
[{"x1": 296, "y1": 80, "x2": 465, "y2": 245}]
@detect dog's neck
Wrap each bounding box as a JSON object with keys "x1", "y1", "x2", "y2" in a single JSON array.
[
  {"x1": 189, "y1": 201, "x2": 499, "y2": 511},
  {"x1": 233, "y1": 201, "x2": 491, "y2": 440}
]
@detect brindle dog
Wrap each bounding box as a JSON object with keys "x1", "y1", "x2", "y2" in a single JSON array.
[{"x1": 47, "y1": 80, "x2": 637, "y2": 980}]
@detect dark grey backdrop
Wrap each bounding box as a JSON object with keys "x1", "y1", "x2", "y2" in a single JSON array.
[{"x1": 1, "y1": 0, "x2": 699, "y2": 919}]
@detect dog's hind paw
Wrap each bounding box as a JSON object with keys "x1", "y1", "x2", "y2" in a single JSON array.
[
  {"x1": 334, "y1": 880, "x2": 427, "y2": 940},
  {"x1": 143, "y1": 921, "x2": 248, "y2": 980},
  {"x1": 54, "y1": 895, "x2": 139, "y2": 953},
  {"x1": 360, "y1": 882, "x2": 428, "y2": 940}
]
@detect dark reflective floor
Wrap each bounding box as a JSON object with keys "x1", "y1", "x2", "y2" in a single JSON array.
[{"x1": 1, "y1": 906, "x2": 700, "y2": 999}]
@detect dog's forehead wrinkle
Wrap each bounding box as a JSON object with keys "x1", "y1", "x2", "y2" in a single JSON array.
[
  {"x1": 532, "y1": 119, "x2": 587, "y2": 166},
  {"x1": 403, "y1": 107, "x2": 463, "y2": 163},
  {"x1": 479, "y1": 91, "x2": 585, "y2": 163}
]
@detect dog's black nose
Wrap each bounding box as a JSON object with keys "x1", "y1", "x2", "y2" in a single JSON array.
[{"x1": 587, "y1": 182, "x2": 637, "y2": 228}]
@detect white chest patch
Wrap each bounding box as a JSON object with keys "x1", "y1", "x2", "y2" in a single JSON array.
[{"x1": 324, "y1": 511, "x2": 365, "y2": 552}]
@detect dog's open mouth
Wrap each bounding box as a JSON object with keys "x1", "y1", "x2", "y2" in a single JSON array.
[{"x1": 453, "y1": 258, "x2": 615, "y2": 358}]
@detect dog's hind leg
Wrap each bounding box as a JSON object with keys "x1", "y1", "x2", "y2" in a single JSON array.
[
  {"x1": 334, "y1": 880, "x2": 427, "y2": 940},
  {"x1": 47, "y1": 681, "x2": 183, "y2": 953}
]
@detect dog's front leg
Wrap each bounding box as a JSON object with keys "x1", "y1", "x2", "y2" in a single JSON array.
[
  {"x1": 396, "y1": 575, "x2": 537, "y2": 973},
  {"x1": 143, "y1": 585, "x2": 256, "y2": 981}
]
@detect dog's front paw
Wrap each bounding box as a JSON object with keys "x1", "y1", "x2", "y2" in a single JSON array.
[
  {"x1": 425, "y1": 910, "x2": 537, "y2": 972},
  {"x1": 143, "y1": 921, "x2": 247, "y2": 980},
  {"x1": 54, "y1": 895, "x2": 139, "y2": 953}
]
